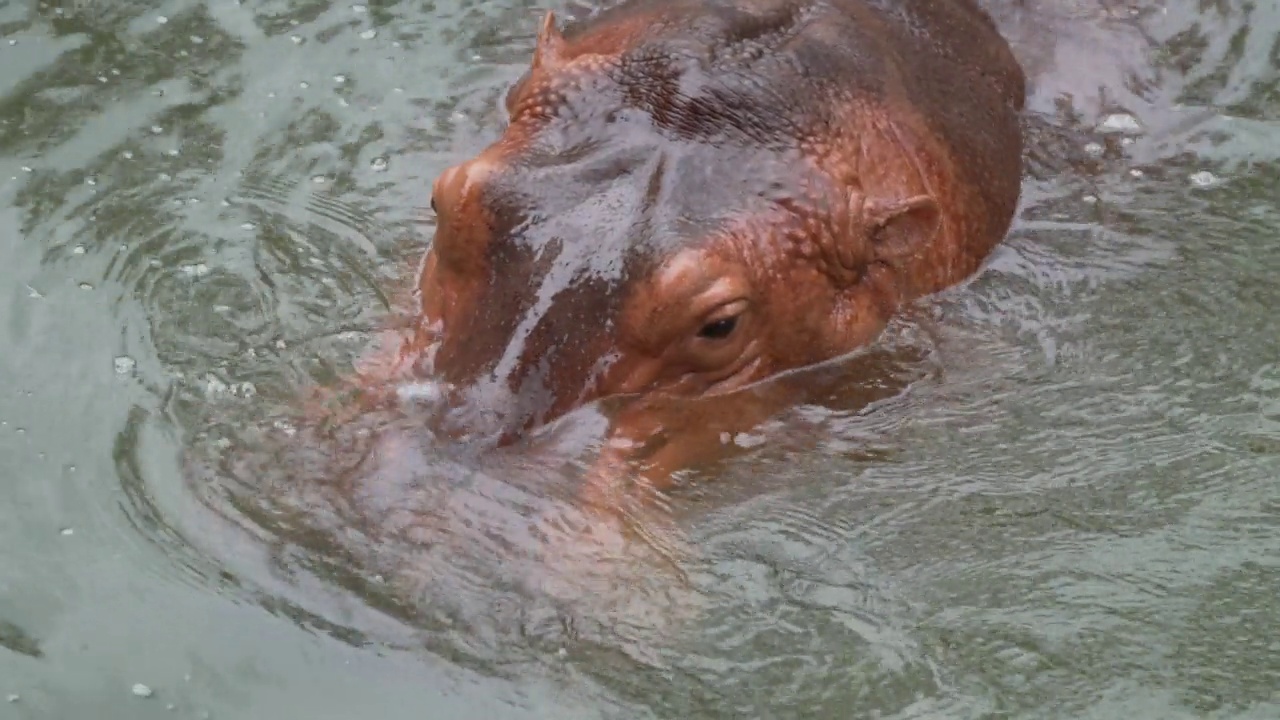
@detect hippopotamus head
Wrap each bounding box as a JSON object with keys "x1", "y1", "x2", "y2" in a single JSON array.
[{"x1": 415, "y1": 0, "x2": 1025, "y2": 457}]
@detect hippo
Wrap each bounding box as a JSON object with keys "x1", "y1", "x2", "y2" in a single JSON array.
[{"x1": 383, "y1": 0, "x2": 1024, "y2": 485}]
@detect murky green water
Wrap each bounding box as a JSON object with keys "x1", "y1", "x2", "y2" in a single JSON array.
[{"x1": 2, "y1": 0, "x2": 1279, "y2": 717}]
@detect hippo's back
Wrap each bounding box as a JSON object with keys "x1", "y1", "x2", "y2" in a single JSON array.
[{"x1": 557, "y1": 0, "x2": 1025, "y2": 277}]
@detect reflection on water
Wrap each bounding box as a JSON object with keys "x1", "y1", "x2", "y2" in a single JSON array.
[{"x1": 2, "y1": 0, "x2": 1280, "y2": 717}]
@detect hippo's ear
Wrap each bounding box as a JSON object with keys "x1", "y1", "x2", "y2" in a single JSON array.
[
  {"x1": 866, "y1": 194, "x2": 940, "y2": 263},
  {"x1": 532, "y1": 11, "x2": 567, "y2": 72}
]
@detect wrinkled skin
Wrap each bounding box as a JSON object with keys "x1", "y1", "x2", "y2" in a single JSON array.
[{"x1": 345, "y1": 0, "x2": 1025, "y2": 492}]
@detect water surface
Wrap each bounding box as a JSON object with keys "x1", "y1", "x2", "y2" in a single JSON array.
[{"x1": 2, "y1": 0, "x2": 1279, "y2": 718}]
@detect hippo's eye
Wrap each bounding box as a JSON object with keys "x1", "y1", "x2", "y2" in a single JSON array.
[{"x1": 697, "y1": 316, "x2": 739, "y2": 340}]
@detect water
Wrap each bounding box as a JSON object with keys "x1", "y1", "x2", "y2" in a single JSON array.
[{"x1": 2, "y1": 0, "x2": 1279, "y2": 717}]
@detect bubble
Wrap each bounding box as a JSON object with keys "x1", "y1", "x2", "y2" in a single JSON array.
[
  {"x1": 155, "y1": 15, "x2": 167, "y2": 24},
  {"x1": 333, "y1": 74, "x2": 347, "y2": 84},
  {"x1": 60, "y1": 527, "x2": 74, "y2": 536},
  {"x1": 360, "y1": 29, "x2": 377, "y2": 40},
  {"x1": 352, "y1": 4, "x2": 368, "y2": 12},
  {"x1": 312, "y1": 175, "x2": 327, "y2": 184},
  {"x1": 1098, "y1": 113, "x2": 1141, "y2": 134},
  {"x1": 179, "y1": 263, "x2": 210, "y2": 278},
  {"x1": 240, "y1": 222, "x2": 256, "y2": 231},
  {"x1": 78, "y1": 282, "x2": 93, "y2": 290},
  {"x1": 1190, "y1": 170, "x2": 1219, "y2": 187},
  {"x1": 113, "y1": 356, "x2": 137, "y2": 375},
  {"x1": 73, "y1": 245, "x2": 86, "y2": 255},
  {"x1": 121, "y1": 150, "x2": 134, "y2": 159},
  {"x1": 291, "y1": 35, "x2": 304, "y2": 44},
  {"x1": 191, "y1": 35, "x2": 204, "y2": 44},
  {"x1": 299, "y1": 81, "x2": 309, "y2": 89},
  {"x1": 131, "y1": 683, "x2": 153, "y2": 698},
  {"x1": 1083, "y1": 142, "x2": 1104, "y2": 157},
  {"x1": 151, "y1": 125, "x2": 163, "y2": 134},
  {"x1": 370, "y1": 157, "x2": 388, "y2": 172}
]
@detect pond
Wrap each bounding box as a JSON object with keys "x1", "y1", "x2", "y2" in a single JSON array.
[{"x1": 2, "y1": 0, "x2": 1279, "y2": 717}]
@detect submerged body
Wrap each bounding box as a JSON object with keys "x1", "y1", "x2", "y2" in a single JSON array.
[{"x1": 391, "y1": 0, "x2": 1024, "y2": 480}]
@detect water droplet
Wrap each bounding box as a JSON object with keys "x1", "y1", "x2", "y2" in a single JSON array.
[
  {"x1": 360, "y1": 29, "x2": 377, "y2": 40},
  {"x1": 370, "y1": 157, "x2": 388, "y2": 171},
  {"x1": 352, "y1": 4, "x2": 368, "y2": 12},
  {"x1": 6, "y1": 694, "x2": 18, "y2": 703},
  {"x1": 1083, "y1": 142, "x2": 1103, "y2": 157},
  {"x1": 334, "y1": 74, "x2": 347, "y2": 84},
  {"x1": 276, "y1": 339, "x2": 287, "y2": 349},
  {"x1": 114, "y1": 356, "x2": 136, "y2": 374},
  {"x1": 98, "y1": 75, "x2": 109, "y2": 83},
  {"x1": 158, "y1": 173, "x2": 172, "y2": 181},
  {"x1": 132, "y1": 683, "x2": 153, "y2": 698},
  {"x1": 312, "y1": 175, "x2": 327, "y2": 184},
  {"x1": 122, "y1": 150, "x2": 134, "y2": 159},
  {"x1": 291, "y1": 35, "x2": 304, "y2": 44},
  {"x1": 393, "y1": 87, "x2": 403, "y2": 93},
  {"x1": 204, "y1": 375, "x2": 228, "y2": 397},
  {"x1": 8, "y1": 39, "x2": 17, "y2": 46},
  {"x1": 111, "y1": 68, "x2": 120, "y2": 76},
  {"x1": 232, "y1": 382, "x2": 257, "y2": 398},
  {"x1": 338, "y1": 98, "x2": 349, "y2": 107},
  {"x1": 1082, "y1": 194, "x2": 1098, "y2": 204},
  {"x1": 73, "y1": 245, "x2": 86, "y2": 254},
  {"x1": 20, "y1": 166, "x2": 31, "y2": 172},
  {"x1": 60, "y1": 527, "x2": 74, "y2": 536},
  {"x1": 1098, "y1": 113, "x2": 1141, "y2": 134},
  {"x1": 1190, "y1": 170, "x2": 1218, "y2": 187},
  {"x1": 299, "y1": 81, "x2": 309, "y2": 89},
  {"x1": 191, "y1": 35, "x2": 204, "y2": 44},
  {"x1": 179, "y1": 263, "x2": 210, "y2": 278},
  {"x1": 27, "y1": 285, "x2": 42, "y2": 298},
  {"x1": 151, "y1": 125, "x2": 163, "y2": 134},
  {"x1": 155, "y1": 15, "x2": 167, "y2": 24},
  {"x1": 240, "y1": 222, "x2": 256, "y2": 230},
  {"x1": 392, "y1": 41, "x2": 401, "y2": 48},
  {"x1": 289, "y1": 18, "x2": 299, "y2": 26},
  {"x1": 78, "y1": 282, "x2": 93, "y2": 290},
  {"x1": 1129, "y1": 168, "x2": 1144, "y2": 179}
]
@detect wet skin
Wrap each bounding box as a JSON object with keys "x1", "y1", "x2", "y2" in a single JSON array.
[{"x1": 336, "y1": 0, "x2": 1026, "y2": 491}]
